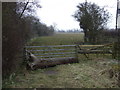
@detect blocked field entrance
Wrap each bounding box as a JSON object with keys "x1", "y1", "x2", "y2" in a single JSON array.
[{"x1": 25, "y1": 45, "x2": 79, "y2": 69}]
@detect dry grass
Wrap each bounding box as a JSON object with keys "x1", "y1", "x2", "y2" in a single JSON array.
[
  {"x1": 3, "y1": 58, "x2": 119, "y2": 88},
  {"x1": 3, "y1": 33, "x2": 119, "y2": 88}
]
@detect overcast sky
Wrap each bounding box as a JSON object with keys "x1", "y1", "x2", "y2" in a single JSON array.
[{"x1": 36, "y1": 0, "x2": 117, "y2": 30}]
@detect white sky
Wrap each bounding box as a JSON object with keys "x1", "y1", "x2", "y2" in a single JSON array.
[{"x1": 36, "y1": 0, "x2": 117, "y2": 30}]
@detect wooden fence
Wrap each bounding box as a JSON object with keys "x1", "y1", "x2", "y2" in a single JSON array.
[
  {"x1": 25, "y1": 45, "x2": 79, "y2": 69},
  {"x1": 77, "y1": 43, "x2": 113, "y2": 59},
  {"x1": 25, "y1": 44, "x2": 113, "y2": 59},
  {"x1": 24, "y1": 44, "x2": 114, "y2": 69},
  {"x1": 25, "y1": 45, "x2": 79, "y2": 68},
  {"x1": 78, "y1": 44, "x2": 113, "y2": 54},
  {"x1": 25, "y1": 45, "x2": 78, "y2": 59}
]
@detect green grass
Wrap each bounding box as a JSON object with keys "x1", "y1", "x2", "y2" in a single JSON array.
[
  {"x1": 3, "y1": 33, "x2": 119, "y2": 88},
  {"x1": 27, "y1": 33, "x2": 84, "y2": 46},
  {"x1": 3, "y1": 58, "x2": 118, "y2": 88},
  {"x1": 26, "y1": 33, "x2": 84, "y2": 59}
]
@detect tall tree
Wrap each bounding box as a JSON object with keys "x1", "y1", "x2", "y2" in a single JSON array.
[
  {"x1": 73, "y1": 1, "x2": 110, "y2": 44},
  {"x1": 2, "y1": 2, "x2": 25, "y2": 78},
  {"x1": 2, "y1": 1, "x2": 41, "y2": 79}
]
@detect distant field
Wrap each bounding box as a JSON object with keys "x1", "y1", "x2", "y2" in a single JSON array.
[
  {"x1": 26, "y1": 33, "x2": 112, "y2": 59},
  {"x1": 27, "y1": 33, "x2": 84, "y2": 46}
]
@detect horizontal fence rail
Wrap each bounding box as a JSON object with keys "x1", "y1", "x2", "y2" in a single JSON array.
[
  {"x1": 25, "y1": 45, "x2": 77, "y2": 59},
  {"x1": 37, "y1": 55, "x2": 75, "y2": 58},
  {"x1": 78, "y1": 50, "x2": 112, "y2": 54},
  {"x1": 29, "y1": 49, "x2": 75, "y2": 52},
  {"x1": 25, "y1": 44, "x2": 113, "y2": 60},
  {"x1": 25, "y1": 45, "x2": 76, "y2": 48},
  {"x1": 34, "y1": 52, "x2": 76, "y2": 55}
]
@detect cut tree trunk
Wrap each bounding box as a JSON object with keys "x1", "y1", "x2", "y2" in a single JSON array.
[{"x1": 27, "y1": 57, "x2": 79, "y2": 70}]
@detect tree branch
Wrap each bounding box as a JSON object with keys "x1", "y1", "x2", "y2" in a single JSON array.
[{"x1": 19, "y1": 0, "x2": 29, "y2": 18}]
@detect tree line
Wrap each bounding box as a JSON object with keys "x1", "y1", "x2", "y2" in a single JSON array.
[
  {"x1": 2, "y1": 2, "x2": 54, "y2": 79},
  {"x1": 57, "y1": 29, "x2": 81, "y2": 33}
]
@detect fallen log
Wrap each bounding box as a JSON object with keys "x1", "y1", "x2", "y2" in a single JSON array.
[
  {"x1": 27, "y1": 57, "x2": 79, "y2": 70},
  {"x1": 25, "y1": 50, "x2": 79, "y2": 70},
  {"x1": 25, "y1": 45, "x2": 79, "y2": 70}
]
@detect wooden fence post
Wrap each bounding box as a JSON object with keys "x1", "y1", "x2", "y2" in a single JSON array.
[{"x1": 77, "y1": 45, "x2": 89, "y2": 59}]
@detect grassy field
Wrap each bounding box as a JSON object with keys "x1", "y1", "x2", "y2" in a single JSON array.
[
  {"x1": 3, "y1": 58, "x2": 119, "y2": 88},
  {"x1": 27, "y1": 33, "x2": 84, "y2": 46},
  {"x1": 3, "y1": 33, "x2": 119, "y2": 88}
]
